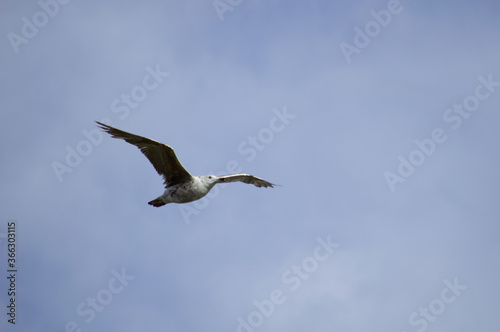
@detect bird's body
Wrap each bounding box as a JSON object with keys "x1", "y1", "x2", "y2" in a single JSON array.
[
  {"x1": 96, "y1": 122, "x2": 275, "y2": 207},
  {"x1": 149, "y1": 176, "x2": 217, "y2": 206}
]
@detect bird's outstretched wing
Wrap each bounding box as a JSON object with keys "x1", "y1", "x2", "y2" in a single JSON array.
[
  {"x1": 96, "y1": 121, "x2": 192, "y2": 187},
  {"x1": 217, "y1": 174, "x2": 275, "y2": 188}
]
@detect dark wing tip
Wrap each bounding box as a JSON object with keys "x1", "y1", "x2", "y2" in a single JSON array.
[
  {"x1": 261, "y1": 181, "x2": 278, "y2": 188},
  {"x1": 95, "y1": 121, "x2": 112, "y2": 134},
  {"x1": 96, "y1": 121, "x2": 112, "y2": 131}
]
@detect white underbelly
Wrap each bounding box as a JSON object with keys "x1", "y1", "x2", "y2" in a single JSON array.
[{"x1": 164, "y1": 182, "x2": 209, "y2": 203}]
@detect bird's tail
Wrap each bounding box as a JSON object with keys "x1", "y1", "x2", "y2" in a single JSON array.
[{"x1": 148, "y1": 197, "x2": 167, "y2": 207}]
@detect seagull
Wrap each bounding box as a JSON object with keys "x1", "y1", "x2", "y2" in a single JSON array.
[{"x1": 96, "y1": 122, "x2": 275, "y2": 207}]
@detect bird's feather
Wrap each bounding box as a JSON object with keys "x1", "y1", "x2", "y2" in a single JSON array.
[
  {"x1": 217, "y1": 174, "x2": 275, "y2": 188},
  {"x1": 96, "y1": 121, "x2": 192, "y2": 187}
]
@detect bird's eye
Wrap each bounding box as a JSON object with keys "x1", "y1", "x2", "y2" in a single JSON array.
[{"x1": 208, "y1": 176, "x2": 212, "y2": 179}]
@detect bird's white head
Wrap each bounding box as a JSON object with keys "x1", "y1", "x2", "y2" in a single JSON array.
[{"x1": 199, "y1": 175, "x2": 218, "y2": 189}]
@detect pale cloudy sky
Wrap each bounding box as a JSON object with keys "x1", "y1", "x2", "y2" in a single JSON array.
[{"x1": 1, "y1": 1, "x2": 500, "y2": 331}]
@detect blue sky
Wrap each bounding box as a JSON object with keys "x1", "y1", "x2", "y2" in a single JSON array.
[{"x1": 1, "y1": 0, "x2": 500, "y2": 331}]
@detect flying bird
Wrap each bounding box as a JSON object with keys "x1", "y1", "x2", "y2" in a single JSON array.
[{"x1": 96, "y1": 122, "x2": 275, "y2": 207}]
